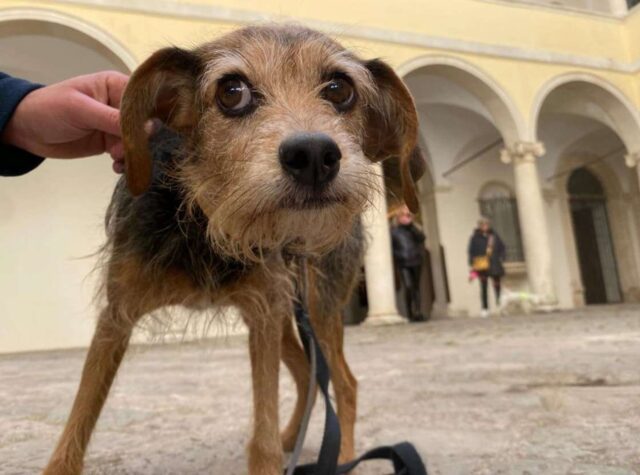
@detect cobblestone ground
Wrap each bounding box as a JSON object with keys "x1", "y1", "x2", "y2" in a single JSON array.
[{"x1": 2, "y1": 306, "x2": 640, "y2": 475}]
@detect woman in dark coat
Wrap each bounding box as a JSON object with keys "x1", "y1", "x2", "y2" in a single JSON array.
[
  {"x1": 391, "y1": 205, "x2": 426, "y2": 322},
  {"x1": 468, "y1": 217, "x2": 506, "y2": 317}
]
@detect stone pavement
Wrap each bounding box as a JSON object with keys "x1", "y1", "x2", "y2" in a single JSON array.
[{"x1": 2, "y1": 306, "x2": 640, "y2": 474}]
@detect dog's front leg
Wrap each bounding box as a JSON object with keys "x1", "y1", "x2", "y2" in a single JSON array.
[
  {"x1": 280, "y1": 315, "x2": 313, "y2": 451},
  {"x1": 246, "y1": 317, "x2": 284, "y2": 475},
  {"x1": 43, "y1": 305, "x2": 137, "y2": 475}
]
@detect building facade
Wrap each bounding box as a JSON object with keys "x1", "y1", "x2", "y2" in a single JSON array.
[{"x1": 1, "y1": 0, "x2": 640, "y2": 352}]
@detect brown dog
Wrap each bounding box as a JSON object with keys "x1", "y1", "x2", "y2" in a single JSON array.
[{"x1": 43, "y1": 24, "x2": 423, "y2": 475}]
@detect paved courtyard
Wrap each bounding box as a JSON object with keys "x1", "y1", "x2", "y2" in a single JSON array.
[{"x1": 2, "y1": 306, "x2": 640, "y2": 475}]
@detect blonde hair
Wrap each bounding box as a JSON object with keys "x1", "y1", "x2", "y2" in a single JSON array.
[{"x1": 478, "y1": 216, "x2": 491, "y2": 227}]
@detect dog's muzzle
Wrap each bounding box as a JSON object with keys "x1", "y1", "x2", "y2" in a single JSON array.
[{"x1": 279, "y1": 132, "x2": 341, "y2": 188}]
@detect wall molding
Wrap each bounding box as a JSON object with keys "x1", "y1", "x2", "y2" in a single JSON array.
[
  {"x1": 32, "y1": 0, "x2": 640, "y2": 74},
  {"x1": 477, "y1": 0, "x2": 622, "y2": 20}
]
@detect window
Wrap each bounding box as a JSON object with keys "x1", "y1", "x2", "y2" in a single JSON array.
[{"x1": 478, "y1": 183, "x2": 525, "y2": 262}]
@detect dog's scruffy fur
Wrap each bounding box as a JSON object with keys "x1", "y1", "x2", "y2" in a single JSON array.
[{"x1": 43, "y1": 25, "x2": 424, "y2": 475}]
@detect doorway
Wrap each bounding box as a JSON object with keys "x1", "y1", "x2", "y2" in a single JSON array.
[{"x1": 568, "y1": 168, "x2": 622, "y2": 304}]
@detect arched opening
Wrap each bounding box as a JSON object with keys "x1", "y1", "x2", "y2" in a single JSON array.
[
  {"x1": 533, "y1": 76, "x2": 640, "y2": 152},
  {"x1": 395, "y1": 58, "x2": 524, "y2": 317},
  {"x1": 0, "y1": 18, "x2": 132, "y2": 353},
  {"x1": 535, "y1": 76, "x2": 640, "y2": 308},
  {"x1": 0, "y1": 19, "x2": 130, "y2": 82},
  {"x1": 568, "y1": 168, "x2": 622, "y2": 304}
]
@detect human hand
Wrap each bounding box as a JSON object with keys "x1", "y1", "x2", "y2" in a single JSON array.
[{"x1": 1, "y1": 71, "x2": 129, "y2": 173}]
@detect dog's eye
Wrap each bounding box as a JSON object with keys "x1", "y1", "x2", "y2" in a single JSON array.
[
  {"x1": 216, "y1": 77, "x2": 253, "y2": 115},
  {"x1": 323, "y1": 77, "x2": 356, "y2": 112}
]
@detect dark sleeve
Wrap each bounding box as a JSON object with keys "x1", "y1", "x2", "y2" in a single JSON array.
[
  {"x1": 0, "y1": 73, "x2": 45, "y2": 176},
  {"x1": 390, "y1": 227, "x2": 399, "y2": 256},
  {"x1": 467, "y1": 235, "x2": 473, "y2": 266},
  {"x1": 411, "y1": 225, "x2": 425, "y2": 244}
]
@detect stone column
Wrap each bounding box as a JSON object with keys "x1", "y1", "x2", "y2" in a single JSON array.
[
  {"x1": 624, "y1": 151, "x2": 640, "y2": 295},
  {"x1": 362, "y1": 163, "x2": 404, "y2": 325},
  {"x1": 501, "y1": 142, "x2": 557, "y2": 305},
  {"x1": 420, "y1": 188, "x2": 448, "y2": 318}
]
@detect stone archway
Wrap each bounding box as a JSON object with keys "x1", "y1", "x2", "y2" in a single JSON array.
[
  {"x1": 535, "y1": 75, "x2": 640, "y2": 308},
  {"x1": 0, "y1": 8, "x2": 137, "y2": 72},
  {"x1": 397, "y1": 55, "x2": 525, "y2": 147},
  {"x1": 532, "y1": 74, "x2": 640, "y2": 152},
  {"x1": 397, "y1": 57, "x2": 525, "y2": 317},
  {"x1": 0, "y1": 17, "x2": 132, "y2": 83}
]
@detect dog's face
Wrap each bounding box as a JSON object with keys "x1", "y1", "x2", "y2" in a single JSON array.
[{"x1": 121, "y1": 25, "x2": 424, "y2": 260}]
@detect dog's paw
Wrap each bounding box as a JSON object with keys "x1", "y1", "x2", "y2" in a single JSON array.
[
  {"x1": 280, "y1": 428, "x2": 298, "y2": 453},
  {"x1": 338, "y1": 448, "x2": 357, "y2": 470},
  {"x1": 42, "y1": 460, "x2": 82, "y2": 475},
  {"x1": 248, "y1": 438, "x2": 283, "y2": 475}
]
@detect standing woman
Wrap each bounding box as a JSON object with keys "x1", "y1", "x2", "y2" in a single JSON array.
[
  {"x1": 468, "y1": 217, "x2": 506, "y2": 317},
  {"x1": 391, "y1": 205, "x2": 427, "y2": 322}
]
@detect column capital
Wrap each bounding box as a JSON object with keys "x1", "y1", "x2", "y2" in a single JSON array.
[
  {"x1": 609, "y1": 0, "x2": 628, "y2": 16},
  {"x1": 500, "y1": 141, "x2": 546, "y2": 164},
  {"x1": 625, "y1": 151, "x2": 640, "y2": 168}
]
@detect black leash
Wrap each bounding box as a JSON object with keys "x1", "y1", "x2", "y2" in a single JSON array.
[{"x1": 288, "y1": 297, "x2": 428, "y2": 475}]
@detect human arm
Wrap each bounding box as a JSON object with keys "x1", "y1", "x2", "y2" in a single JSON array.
[
  {"x1": 0, "y1": 71, "x2": 128, "y2": 175},
  {"x1": 0, "y1": 73, "x2": 45, "y2": 176}
]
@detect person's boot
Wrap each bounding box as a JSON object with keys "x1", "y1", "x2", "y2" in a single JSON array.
[{"x1": 408, "y1": 290, "x2": 424, "y2": 322}]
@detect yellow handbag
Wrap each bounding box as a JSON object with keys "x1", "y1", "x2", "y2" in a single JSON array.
[
  {"x1": 472, "y1": 255, "x2": 490, "y2": 272},
  {"x1": 472, "y1": 235, "x2": 494, "y2": 272}
]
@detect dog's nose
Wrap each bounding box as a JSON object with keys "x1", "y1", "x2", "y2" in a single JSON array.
[{"x1": 279, "y1": 133, "x2": 342, "y2": 187}]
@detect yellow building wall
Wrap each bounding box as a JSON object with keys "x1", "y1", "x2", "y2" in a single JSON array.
[
  {"x1": 625, "y1": 7, "x2": 640, "y2": 102},
  {"x1": 626, "y1": 7, "x2": 640, "y2": 61},
  {"x1": 2, "y1": 0, "x2": 638, "y2": 129},
  {"x1": 1, "y1": 0, "x2": 639, "y2": 351},
  {"x1": 169, "y1": 0, "x2": 628, "y2": 61},
  {"x1": 9, "y1": 0, "x2": 628, "y2": 62}
]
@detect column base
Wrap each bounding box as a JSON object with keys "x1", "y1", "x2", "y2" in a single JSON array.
[
  {"x1": 363, "y1": 312, "x2": 406, "y2": 326},
  {"x1": 536, "y1": 292, "x2": 559, "y2": 312},
  {"x1": 535, "y1": 301, "x2": 559, "y2": 313}
]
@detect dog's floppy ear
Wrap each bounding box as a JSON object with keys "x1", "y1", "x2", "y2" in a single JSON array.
[
  {"x1": 362, "y1": 59, "x2": 425, "y2": 213},
  {"x1": 382, "y1": 146, "x2": 427, "y2": 207},
  {"x1": 121, "y1": 47, "x2": 201, "y2": 195}
]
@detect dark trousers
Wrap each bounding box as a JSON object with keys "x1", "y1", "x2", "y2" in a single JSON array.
[
  {"x1": 399, "y1": 265, "x2": 423, "y2": 321},
  {"x1": 479, "y1": 272, "x2": 501, "y2": 310}
]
